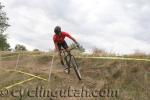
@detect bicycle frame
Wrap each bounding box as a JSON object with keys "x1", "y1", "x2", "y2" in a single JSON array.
[
  {"x1": 60, "y1": 47, "x2": 76, "y2": 73},
  {"x1": 60, "y1": 46, "x2": 82, "y2": 80},
  {"x1": 60, "y1": 46, "x2": 77, "y2": 64}
]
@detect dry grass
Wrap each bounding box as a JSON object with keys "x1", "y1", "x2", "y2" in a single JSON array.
[{"x1": 0, "y1": 52, "x2": 149, "y2": 100}]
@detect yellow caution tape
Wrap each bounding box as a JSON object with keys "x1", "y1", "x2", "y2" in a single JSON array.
[
  {"x1": 0, "y1": 67, "x2": 49, "y2": 82},
  {"x1": 13, "y1": 70, "x2": 49, "y2": 82},
  {"x1": 4, "y1": 77, "x2": 35, "y2": 90},
  {"x1": 1, "y1": 53, "x2": 150, "y2": 62},
  {"x1": 76, "y1": 56, "x2": 150, "y2": 62}
]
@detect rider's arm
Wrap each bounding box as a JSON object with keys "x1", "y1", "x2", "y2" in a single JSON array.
[
  {"x1": 69, "y1": 36, "x2": 78, "y2": 44},
  {"x1": 64, "y1": 32, "x2": 78, "y2": 44},
  {"x1": 67, "y1": 35, "x2": 80, "y2": 47}
]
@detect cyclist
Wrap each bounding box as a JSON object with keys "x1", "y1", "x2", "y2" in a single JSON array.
[{"x1": 53, "y1": 26, "x2": 79, "y2": 72}]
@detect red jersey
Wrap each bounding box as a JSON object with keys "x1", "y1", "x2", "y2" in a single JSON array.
[{"x1": 53, "y1": 32, "x2": 71, "y2": 43}]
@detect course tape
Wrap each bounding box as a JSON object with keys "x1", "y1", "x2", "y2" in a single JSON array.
[
  {"x1": 0, "y1": 67, "x2": 49, "y2": 82},
  {"x1": 14, "y1": 70, "x2": 49, "y2": 82},
  {"x1": 1, "y1": 53, "x2": 150, "y2": 62},
  {"x1": 3, "y1": 77, "x2": 35, "y2": 90},
  {"x1": 76, "y1": 56, "x2": 150, "y2": 62}
]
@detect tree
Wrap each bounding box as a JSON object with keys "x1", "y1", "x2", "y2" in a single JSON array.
[
  {"x1": 33, "y1": 49, "x2": 40, "y2": 52},
  {"x1": 0, "y1": 2, "x2": 10, "y2": 51},
  {"x1": 92, "y1": 47, "x2": 106, "y2": 54},
  {"x1": 15, "y1": 44, "x2": 27, "y2": 51},
  {"x1": 0, "y1": 33, "x2": 10, "y2": 51},
  {"x1": 0, "y1": 2, "x2": 9, "y2": 34}
]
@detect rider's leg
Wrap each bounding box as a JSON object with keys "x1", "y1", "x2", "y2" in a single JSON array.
[
  {"x1": 57, "y1": 43, "x2": 64, "y2": 66},
  {"x1": 61, "y1": 41, "x2": 70, "y2": 73},
  {"x1": 62, "y1": 41, "x2": 70, "y2": 53},
  {"x1": 58, "y1": 51, "x2": 64, "y2": 65},
  {"x1": 58, "y1": 50, "x2": 68, "y2": 74},
  {"x1": 65, "y1": 48, "x2": 71, "y2": 55},
  {"x1": 57, "y1": 42, "x2": 68, "y2": 73}
]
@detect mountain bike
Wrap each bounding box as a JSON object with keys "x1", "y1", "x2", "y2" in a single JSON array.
[{"x1": 60, "y1": 46, "x2": 82, "y2": 80}]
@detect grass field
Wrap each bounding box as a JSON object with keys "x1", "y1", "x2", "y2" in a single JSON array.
[{"x1": 0, "y1": 51, "x2": 149, "y2": 100}]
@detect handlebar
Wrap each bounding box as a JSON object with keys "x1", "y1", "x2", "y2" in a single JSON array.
[{"x1": 59, "y1": 46, "x2": 78, "y2": 53}]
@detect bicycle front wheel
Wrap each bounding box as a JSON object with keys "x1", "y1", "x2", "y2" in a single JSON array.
[{"x1": 70, "y1": 55, "x2": 82, "y2": 80}]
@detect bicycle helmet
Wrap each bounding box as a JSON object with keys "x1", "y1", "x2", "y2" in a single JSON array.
[{"x1": 54, "y1": 26, "x2": 61, "y2": 35}]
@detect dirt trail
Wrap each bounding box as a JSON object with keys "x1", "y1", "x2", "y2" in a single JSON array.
[{"x1": 50, "y1": 65, "x2": 105, "y2": 89}]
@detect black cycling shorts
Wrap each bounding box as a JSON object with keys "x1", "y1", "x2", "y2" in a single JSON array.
[{"x1": 57, "y1": 41, "x2": 68, "y2": 50}]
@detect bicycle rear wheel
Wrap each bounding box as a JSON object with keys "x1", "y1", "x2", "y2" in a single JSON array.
[{"x1": 70, "y1": 55, "x2": 82, "y2": 80}]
